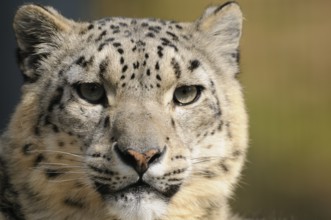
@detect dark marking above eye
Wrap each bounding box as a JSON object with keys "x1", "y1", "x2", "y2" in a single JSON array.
[
  {"x1": 99, "y1": 58, "x2": 109, "y2": 75},
  {"x1": 171, "y1": 58, "x2": 181, "y2": 78},
  {"x1": 188, "y1": 59, "x2": 200, "y2": 72}
]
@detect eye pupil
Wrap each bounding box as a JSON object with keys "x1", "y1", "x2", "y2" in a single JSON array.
[
  {"x1": 76, "y1": 83, "x2": 105, "y2": 104},
  {"x1": 173, "y1": 85, "x2": 202, "y2": 106}
]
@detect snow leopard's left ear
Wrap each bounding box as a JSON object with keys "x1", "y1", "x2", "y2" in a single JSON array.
[
  {"x1": 13, "y1": 4, "x2": 74, "y2": 82},
  {"x1": 196, "y1": 2, "x2": 243, "y2": 75}
]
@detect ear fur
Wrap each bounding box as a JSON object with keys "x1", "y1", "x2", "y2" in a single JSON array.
[
  {"x1": 196, "y1": 2, "x2": 243, "y2": 75},
  {"x1": 13, "y1": 4, "x2": 73, "y2": 82}
]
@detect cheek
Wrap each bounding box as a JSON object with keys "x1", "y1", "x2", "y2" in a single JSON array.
[{"x1": 56, "y1": 101, "x2": 104, "y2": 134}]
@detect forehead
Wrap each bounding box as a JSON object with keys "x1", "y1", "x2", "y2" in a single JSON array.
[{"x1": 64, "y1": 17, "x2": 210, "y2": 96}]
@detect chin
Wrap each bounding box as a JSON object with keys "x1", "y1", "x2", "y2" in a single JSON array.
[{"x1": 106, "y1": 189, "x2": 168, "y2": 220}]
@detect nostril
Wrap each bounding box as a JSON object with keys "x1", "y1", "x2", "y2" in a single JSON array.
[
  {"x1": 114, "y1": 144, "x2": 165, "y2": 175},
  {"x1": 148, "y1": 152, "x2": 161, "y2": 165},
  {"x1": 114, "y1": 144, "x2": 138, "y2": 171}
]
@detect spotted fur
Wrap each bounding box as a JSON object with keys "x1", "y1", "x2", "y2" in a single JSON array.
[{"x1": 0, "y1": 2, "x2": 248, "y2": 220}]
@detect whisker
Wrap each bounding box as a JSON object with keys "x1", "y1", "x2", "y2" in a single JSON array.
[
  {"x1": 39, "y1": 162, "x2": 85, "y2": 168},
  {"x1": 30, "y1": 150, "x2": 84, "y2": 159},
  {"x1": 48, "y1": 178, "x2": 87, "y2": 183}
]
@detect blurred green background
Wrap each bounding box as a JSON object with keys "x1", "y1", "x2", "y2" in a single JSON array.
[
  {"x1": 1, "y1": 0, "x2": 330, "y2": 219},
  {"x1": 91, "y1": 0, "x2": 331, "y2": 219}
]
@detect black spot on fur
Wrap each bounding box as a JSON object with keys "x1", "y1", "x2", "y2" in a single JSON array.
[
  {"x1": 130, "y1": 73, "x2": 136, "y2": 80},
  {"x1": 99, "y1": 58, "x2": 109, "y2": 76},
  {"x1": 64, "y1": 198, "x2": 85, "y2": 209},
  {"x1": 171, "y1": 58, "x2": 181, "y2": 78},
  {"x1": 157, "y1": 46, "x2": 164, "y2": 58},
  {"x1": 146, "y1": 69, "x2": 151, "y2": 76},
  {"x1": 75, "y1": 56, "x2": 85, "y2": 66},
  {"x1": 146, "y1": 32, "x2": 155, "y2": 38},
  {"x1": 87, "y1": 24, "x2": 94, "y2": 30},
  {"x1": 122, "y1": 65, "x2": 128, "y2": 73},
  {"x1": 104, "y1": 116, "x2": 110, "y2": 128},
  {"x1": 88, "y1": 165, "x2": 115, "y2": 175},
  {"x1": 148, "y1": 26, "x2": 161, "y2": 33},
  {"x1": 188, "y1": 59, "x2": 200, "y2": 72},
  {"x1": 156, "y1": 74, "x2": 162, "y2": 81},
  {"x1": 34, "y1": 154, "x2": 45, "y2": 167},
  {"x1": 155, "y1": 62, "x2": 160, "y2": 70},
  {"x1": 45, "y1": 169, "x2": 63, "y2": 178},
  {"x1": 163, "y1": 184, "x2": 181, "y2": 198},
  {"x1": 96, "y1": 30, "x2": 107, "y2": 42},
  {"x1": 48, "y1": 87, "x2": 64, "y2": 112},
  {"x1": 218, "y1": 121, "x2": 224, "y2": 131},
  {"x1": 120, "y1": 57, "x2": 125, "y2": 64},
  {"x1": 22, "y1": 144, "x2": 33, "y2": 155},
  {"x1": 220, "y1": 162, "x2": 229, "y2": 173},
  {"x1": 113, "y1": 42, "x2": 122, "y2": 47},
  {"x1": 171, "y1": 118, "x2": 176, "y2": 128},
  {"x1": 94, "y1": 181, "x2": 111, "y2": 196},
  {"x1": 166, "y1": 31, "x2": 179, "y2": 41},
  {"x1": 175, "y1": 24, "x2": 183, "y2": 30},
  {"x1": 141, "y1": 22, "x2": 149, "y2": 27},
  {"x1": 202, "y1": 170, "x2": 217, "y2": 179},
  {"x1": 133, "y1": 61, "x2": 140, "y2": 69},
  {"x1": 117, "y1": 48, "x2": 124, "y2": 54}
]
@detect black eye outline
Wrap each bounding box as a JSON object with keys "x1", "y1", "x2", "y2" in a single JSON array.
[
  {"x1": 75, "y1": 83, "x2": 106, "y2": 105},
  {"x1": 173, "y1": 85, "x2": 203, "y2": 106}
]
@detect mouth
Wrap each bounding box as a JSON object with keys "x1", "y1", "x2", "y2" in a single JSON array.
[{"x1": 94, "y1": 179, "x2": 180, "y2": 200}]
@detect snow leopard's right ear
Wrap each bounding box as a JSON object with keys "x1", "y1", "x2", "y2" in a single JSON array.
[{"x1": 13, "y1": 4, "x2": 73, "y2": 83}]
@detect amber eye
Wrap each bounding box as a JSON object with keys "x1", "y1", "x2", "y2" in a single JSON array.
[
  {"x1": 76, "y1": 83, "x2": 106, "y2": 104},
  {"x1": 173, "y1": 86, "x2": 202, "y2": 106}
]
